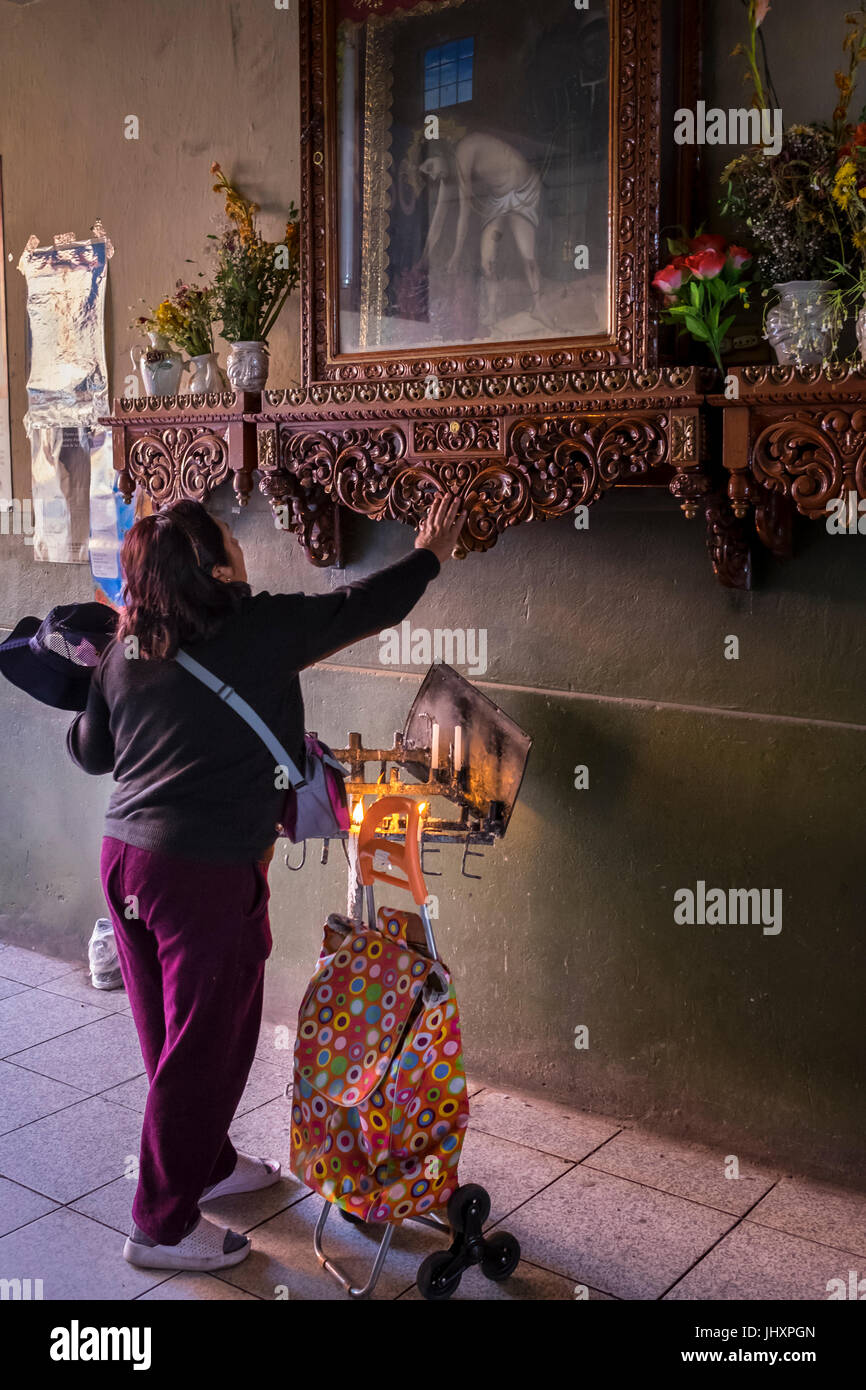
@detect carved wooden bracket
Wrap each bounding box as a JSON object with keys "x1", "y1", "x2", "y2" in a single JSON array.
[
  {"x1": 100, "y1": 392, "x2": 261, "y2": 511},
  {"x1": 703, "y1": 490, "x2": 753, "y2": 590},
  {"x1": 255, "y1": 423, "x2": 343, "y2": 567},
  {"x1": 710, "y1": 366, "x2": 866, "y2": 566}
]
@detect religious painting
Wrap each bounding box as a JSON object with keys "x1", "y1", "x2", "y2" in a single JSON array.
[{"x1": 323, "y1": 0, "x2": 649, "y2": 365}]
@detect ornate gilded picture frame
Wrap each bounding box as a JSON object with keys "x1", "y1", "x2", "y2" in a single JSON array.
[
  {"x1": 0, "y1": 159, "x2": 11, "y2": 503},
  {"x1": 301, "y1": 0, "x2": 662, "y2": 383}
]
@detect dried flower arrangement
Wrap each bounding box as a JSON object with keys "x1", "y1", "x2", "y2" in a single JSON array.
[
  {"x1": 823, "y1": 5, "x2": 866, "y2": 333},
  {"x1": 134, "y1": 282, "x2": 215, "y2": 358},
  {"x1": 721, "y1": 124, "x2": 847, "y2": 287},
  {"x1": 130, "y1": 162, "x2": 302, "y2": 391},
  {"x1": 207, "y1": 163, "x2": 300, "y2": 344},
  {"x1": 721, "y1": 3, "x2": 866, "y2": 292}
]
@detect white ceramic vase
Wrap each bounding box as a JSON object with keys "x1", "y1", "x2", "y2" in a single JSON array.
[
  {"x1": 226, "y1": 340, "x2": 269, "y2": 391},
  {"x1": 130, "y1": 332, "x2": 183, "y2": 397},
  {"x1": 765, "y1": 281, "x2": 834, "y2": 366},
  {"x1": 184, "y1": 352, "x2": 226, "y2": 394}
]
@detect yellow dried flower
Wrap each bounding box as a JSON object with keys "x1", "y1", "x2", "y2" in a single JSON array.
[{"x1": 211, "y1": 162, "x2": 260, "y2": 245}]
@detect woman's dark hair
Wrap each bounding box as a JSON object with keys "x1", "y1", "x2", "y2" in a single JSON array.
[{"x1": 117, "y1": 500, "x2": 251, "y2": 659}]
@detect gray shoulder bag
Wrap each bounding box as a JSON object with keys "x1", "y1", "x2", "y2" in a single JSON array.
[{"x1": 174, "y1": 648, "x2": 350, "y2": 843}]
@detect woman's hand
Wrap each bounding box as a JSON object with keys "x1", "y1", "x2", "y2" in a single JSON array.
[{"x1": 414, "y1": 492, "x2": 467, "y2": 564}]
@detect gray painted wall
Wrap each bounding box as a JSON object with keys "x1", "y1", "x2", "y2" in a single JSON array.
[{"x1": 0, "y1": 0, "x2": 863, "y2": 1185}]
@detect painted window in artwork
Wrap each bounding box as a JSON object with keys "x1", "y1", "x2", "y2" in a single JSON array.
[{"x1": 425, "y1": 38, "x2": 474, "y2": 109}]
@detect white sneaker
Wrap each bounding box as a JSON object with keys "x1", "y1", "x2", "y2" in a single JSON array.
[
  {"x1": 122, "y1": 1214, "x2": 251, "y2": 1271},
  {"x1": 201, "y1": 1153, "x2": 281, "y2": 1202}
]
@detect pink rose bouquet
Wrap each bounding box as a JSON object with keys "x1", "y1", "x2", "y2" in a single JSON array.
[{"x1": 653, "y1": 233, "x2": 753, "y2": 373}]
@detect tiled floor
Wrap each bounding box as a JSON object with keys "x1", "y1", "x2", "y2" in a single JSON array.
[{"x1": 1, "y1": 940, "x2": 864, "y2": 1301}]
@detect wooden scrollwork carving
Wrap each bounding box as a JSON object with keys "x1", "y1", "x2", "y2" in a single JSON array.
[
  {"x1": 127, "y1": 428, "x2": 230, "y2": 508},
  {"x1": 751, "y1": 410, "x2": 866, "y2": 517},
  {"x1": 711, "y1": 369, "x2": 866, "y2": 576},
  {"x1": 703, "y1": 491, "x2": 752, "y2": 590},
  {"x1": 511, "y1": 415, "x2": 668, "y2": 514},
  {"x1": 413, "y1": 419, "x2": 501, "y2": 454},
  {"x1": 256, "y1": 425, "x2": 343, "y2": 567},
  {"x1": 256, "y1": 410, "x2": 689, "y2": 557}
]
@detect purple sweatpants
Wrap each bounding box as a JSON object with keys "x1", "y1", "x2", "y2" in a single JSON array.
[{"x1": 100, "y1": 835, "x2": 273, "y2": 1244}]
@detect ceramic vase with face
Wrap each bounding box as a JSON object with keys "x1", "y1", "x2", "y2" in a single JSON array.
[{"x1": 226, "y1": 340, "x2": 270, "y2": 392}]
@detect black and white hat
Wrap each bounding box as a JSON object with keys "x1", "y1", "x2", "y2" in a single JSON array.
[{"x1": 0, "y1": 603, "x2": 118, "y2": 711}]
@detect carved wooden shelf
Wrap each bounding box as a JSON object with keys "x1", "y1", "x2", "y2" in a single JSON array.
[
  {"x1": 111, "y1": 363, "x2": 866, "y2": 592},
  {"x1": 100, "y1": 391, "x2": 261, "y2": 511},
  {"x1": 252, "y1": 365, "x2": 712, "y2": 569},
  {"x1": 707, "y1": 365, "x2": 866, "y2": 572}
]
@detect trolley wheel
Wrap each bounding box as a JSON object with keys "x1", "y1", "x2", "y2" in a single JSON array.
[
  {"x1": 480, "y1": 1230, "x2": 521, "y2": 1282},
  {"x1": 417, "y1": 1250, "x2": 463, "y2": 1301},
  {"x1": 338, "y1": 1207, "x2": 367, "y2": 1227},
  {"x1": 447, "y1": 1182, "x2": 491, "y2": 1234}
]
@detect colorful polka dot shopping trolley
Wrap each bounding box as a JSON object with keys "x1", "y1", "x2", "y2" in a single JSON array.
[{"x1": 290, "y1": 795, "x2": 521, "y2": 1300}]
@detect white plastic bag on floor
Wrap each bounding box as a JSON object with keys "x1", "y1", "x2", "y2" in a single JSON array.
[{"x1": 88, "y1": 918, "x2": 124, "y2": 991}]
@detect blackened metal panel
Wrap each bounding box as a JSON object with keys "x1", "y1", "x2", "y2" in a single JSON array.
[{"x1": 401, "y1": 662, "x2": 532, "y2": 834}]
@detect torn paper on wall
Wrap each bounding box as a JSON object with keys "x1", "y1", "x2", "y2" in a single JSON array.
[{"x1": 18, "y1": 226, "x2": 113, "y2": 564}]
